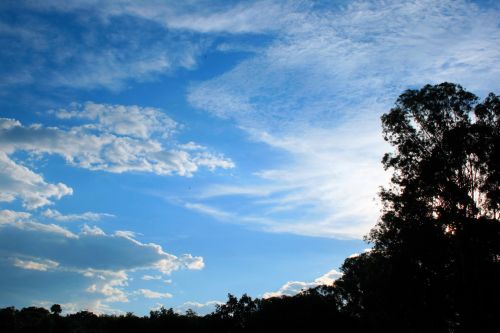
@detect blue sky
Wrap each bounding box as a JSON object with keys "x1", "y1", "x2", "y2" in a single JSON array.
[{"x1": 0, "y1": 0, "x2": 499, "y2": 315}]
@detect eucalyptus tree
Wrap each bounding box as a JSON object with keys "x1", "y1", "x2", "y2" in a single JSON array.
[{"x1": 338, "y1": 83, "x2": 499, "y2": 332}]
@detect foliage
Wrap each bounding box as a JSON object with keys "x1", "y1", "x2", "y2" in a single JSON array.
[
  {"x1": 50, "y1": 304, "x2": 62, "y2": 316},
  {"x1": 337, "y1": 83, "x2": 500, "y2": 332},
  {"x1": 0, "y1": 290, "x2": 356, "y2": 333}
]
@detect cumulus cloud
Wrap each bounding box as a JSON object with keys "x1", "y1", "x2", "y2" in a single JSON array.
[
  {"x1": 155, "y1": 254, "x2": 204, "y2": 275},
  {"x1": 0, "y1": 210, "x2": 31, "y2": 224},
  {"x1": 0, "y1": 211, "x2": 204, "y2": 310},
  {"x1": 81, "y1": 224, "x2": 106, "y2": 236},
  {"x1": 0, "y1": 217, "x2": 202, "y2": 273},
  {"x1": 180, "y1": 254, "x2": 205, "y2": 270},
  {"x1": 187, "y1": 0, "x2": 500, "y2": 239},
  {"x1": 263, "y1": 268, "x2": 342, "y2": 299},
  {"x1": 54, "y1": 102, "x2": 177, "y2": 140},
  {"x1": 0, "y1": 151, "x2": 73, "y2": 209},
  {"x1": 86, "y1": 270, "x2": 130, "y2": 303},
  {"x1": 0, "y1": 104, "x2": 233, "y2": 179},
  {"x1": 0, "y1": 4, "x2": 233, "y2": 306}
]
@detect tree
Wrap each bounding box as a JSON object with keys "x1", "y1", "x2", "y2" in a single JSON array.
[
  {"x1": 50, "y1": 304, "x2": 62, "y2": 316},
  {"x1": 185, "y1": 309, "x2": 197, "y2": 317},
  {"x1": 338, "y1": 83, "x2": 499, "y2": 332}
]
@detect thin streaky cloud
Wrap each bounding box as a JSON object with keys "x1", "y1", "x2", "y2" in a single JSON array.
[
  {"x1": 42, "y1": 209, "x2": 115, "y2": 222},
  {"x1": 136, "y1": 289, "x2": 173, "y2": 299},
  {"x1": 187, "y1": 0, "x2": 500, "y2": 239}
]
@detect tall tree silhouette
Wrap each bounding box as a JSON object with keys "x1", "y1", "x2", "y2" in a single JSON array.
[{"x1": 338, "y1": 83, "x2": 499, "y2": 332}]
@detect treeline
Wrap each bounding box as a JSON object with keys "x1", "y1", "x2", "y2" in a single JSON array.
[
  {"x1": 1, "y1": 83, "x2": 498, "y2": 332},
  {"x1": 0, "y1": 287, "x2": 356, "y2": 333}
]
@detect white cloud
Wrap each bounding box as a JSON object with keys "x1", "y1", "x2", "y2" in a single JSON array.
[
  {"x1": 0, "y1": 2, "x2": 206, "y2": 91},
  {"x1": 5, "y1": 0, "x2": 499, "y2": 95},
  {"x1": 156, "y1": 1, "x2": 302, "y2": 34},
  {"x1": 49, "y1": 50, "x2": 174, "y2": 91},
  {"x1": 187, "y1": 0, "x2": 500, "y2": 239},
  {"x1": 16, "y1": 221, "x2": 78, "y2": 239},
  {"x1": 313, "y1": 269, "x2": 344, "y2": 286},
  {"x1": 13, "y1": 257, "x2": 59, "y2": 271},
  {"x1": 180, "y1": 254, "x2": 205, "y2": 270},
  {"x1": 81, "y1": 224, "x2": 106, "y2": 236},
  {"x1": 42, "y1": 208, "x2": 114, "y2": 222},
  {"x1": 113, "y1": 230, "x2": 138, "y2": 239},
  {"x1": 155, "y1": 254, "x2": 204, "y2": 275},
  {"x1": 182, "y1": 201, "x2": 278, "y2": 232},
  {"x1": 25, "y1": 0, "x2": 301, "y2": 35},
  {"x1": 178, "y1": 142, "x2": 206, "y2": 151},
  {"x1": 192, "y1": 152, "x2": 236, "y2": 171},
  {"x1": 33, "y1": 301, "x2": 87, "y2": 315},
  {"x1": 263, "y1": 268, "x2": 342, "y2": 299},
  {"x1": 0, "y1": 211, "x2": 204, "y2": 310},
  {"x1": 0, "y1": 210, "x2": 78, "y2": 238},
  {"x1": 0, "y1": 151, "x2": 73, "y2": 210},
  {"x1": 141, "y1": 274, "x2": 162, "y2": 281},
  {"x1": 86, "y1": 270, "x2": 129, "y2": 303},
  {"x1": 183, "y1": 196, "x2": 376, "y2": 239},
  {"x1": 184, "y1": 203, "x2": 233, "y2": 220},
  {"x1": 55, "y1": 102, "x2": 177, "y2": 140},
  {"x1": 137, "y1": 288, "x2": 172, "y2": 299},
  {"x1": 0, "y1": 216, "x2": 201, "y2": 272},
  {"x1": 175, "y1": 300, "x2": 223, "y2": 315},
  {"x1": 0, "y1": 210, "x2": 31, "y2": 224},
  {"x1": 0, "y1": 106, "x2": 233, "y2": 178}
]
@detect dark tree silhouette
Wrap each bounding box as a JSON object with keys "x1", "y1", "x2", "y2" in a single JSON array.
[
  {"x1": 50, "y1": 304, "x2": 62, "y2": 316},
  {"x1": 337, "y1": 83, "x2": 500, "y2": 332}
]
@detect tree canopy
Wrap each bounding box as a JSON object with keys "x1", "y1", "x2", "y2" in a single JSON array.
[{"x1": 338, "y1": 82, "x2": 500, "y2": 332}]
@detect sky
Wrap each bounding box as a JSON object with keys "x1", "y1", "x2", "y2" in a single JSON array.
[{"x1": 0, "y1": 0, "x2": 499, "y2": 315}]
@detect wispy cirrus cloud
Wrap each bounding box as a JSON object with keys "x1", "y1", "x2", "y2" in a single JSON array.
[
  {"x1": 0, "y1": 1, "x2": 206, "y2": 91},
  {"x1": 136, "y1": 289, "x2": 173, "y2": 299},
  {"x1": 141, "y1": 274, "x2": 162, "y2": 281},
  {"x1": 187, "y1": 0, "x2": 500, "y2": 239},
  {"x1": 21, "y1": 0, "x2": 302, "y2": 34},
  {"x1": 42, "y1": 209, "x2": 114, "y2": 222},
  {"x1": 13, "y1": 257, "x2": 60, "y2": 272}
]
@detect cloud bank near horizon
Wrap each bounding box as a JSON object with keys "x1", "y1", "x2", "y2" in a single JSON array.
[{"x1": 0, "y1": 209, "x2": 203, "y2": 313}]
